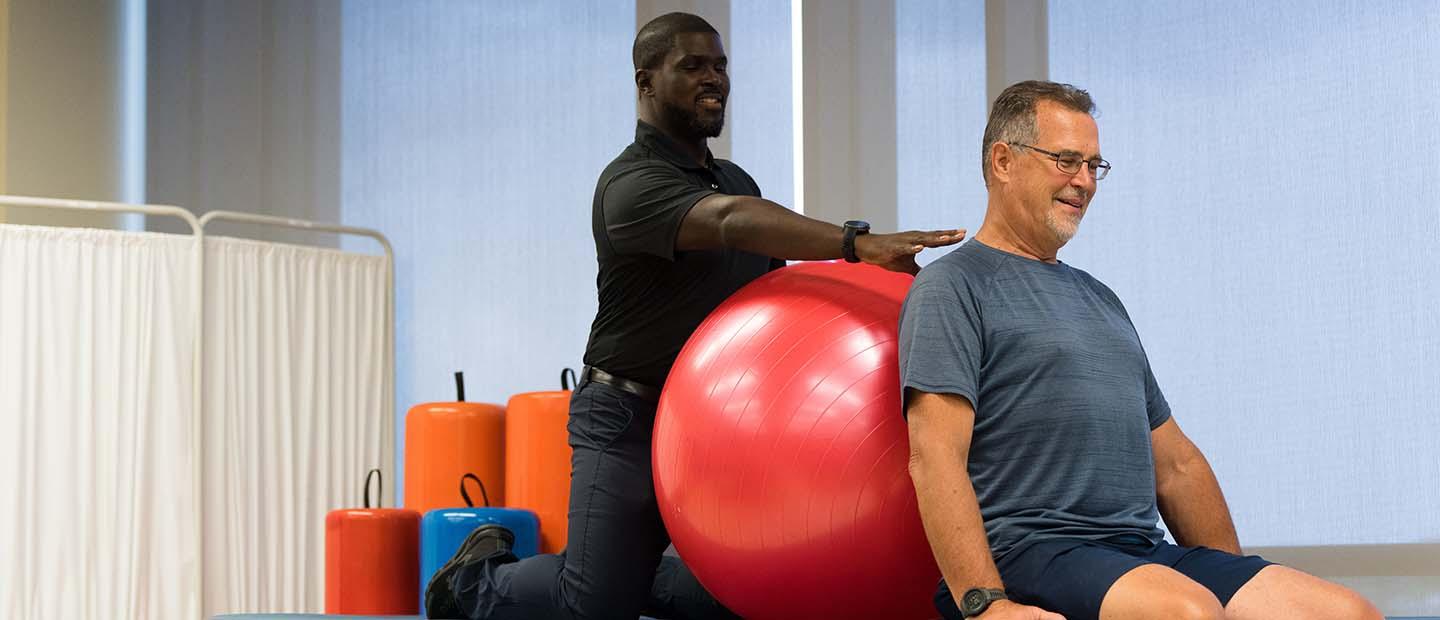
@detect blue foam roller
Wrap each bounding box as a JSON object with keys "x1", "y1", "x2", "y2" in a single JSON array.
[{"x1": 418, "y1": 507, "x2": 540, "y2": 616}]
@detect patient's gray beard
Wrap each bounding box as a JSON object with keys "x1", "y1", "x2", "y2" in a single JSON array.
[{"x1": 1046, "y1": 208, "x2": 1080, "y2": 245}]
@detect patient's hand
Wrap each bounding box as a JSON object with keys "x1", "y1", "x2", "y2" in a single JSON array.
[{"x1": 975, "y1": 599, "x2": 1066, "y2": 620}]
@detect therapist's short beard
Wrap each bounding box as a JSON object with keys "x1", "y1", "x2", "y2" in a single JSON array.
[{"x1": 662, "y1": 100, "x2": 725, "y2": 138}]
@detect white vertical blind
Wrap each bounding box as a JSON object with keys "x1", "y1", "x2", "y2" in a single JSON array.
[
  {"x1": 895, "y1": 0, "x2": 988, "y2": 263},
  {"x1": 338, "y1": 1, "x2": 636, "y2": 497},
  {"x1": 729, "y1": 0, "x2": 795, "y2": 210},
  {"x1": 145, "y1": 0, "x2": 343, "y2": 246},
  {"x1": 1049, "y1": 0, "x2": 1440, "y2": 547}
]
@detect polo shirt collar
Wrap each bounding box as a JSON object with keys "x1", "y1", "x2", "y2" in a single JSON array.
[{"x1": 636, "y1": 120, "x2": 714, "y2": 170}]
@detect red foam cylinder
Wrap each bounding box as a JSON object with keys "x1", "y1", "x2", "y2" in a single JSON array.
[
  {"x1": 654, "y1": 261, "x2": 941, "y2": 620},
  {"x1": 325, "y1": 507, "x2": 421, "y2": 615},
  {"x1": 405, "y1": 401, "x2": 505, "y2": 514},
  {"x1": 505, "y1": 389, "x2": 573, "y2": 554}
]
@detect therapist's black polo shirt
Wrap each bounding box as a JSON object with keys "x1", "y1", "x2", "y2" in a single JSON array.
[{"x1": 583, "y1": 120, "x2": 783, "y2": 389}]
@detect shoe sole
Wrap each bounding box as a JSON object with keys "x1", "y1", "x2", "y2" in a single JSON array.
[{"x1": 425, "y1": 523, "x2": 515, "y2": 618}]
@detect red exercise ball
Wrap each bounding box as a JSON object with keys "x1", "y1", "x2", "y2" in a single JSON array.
[{"x1": 654, "y1": 261, "x2": 941, "y2": 620}]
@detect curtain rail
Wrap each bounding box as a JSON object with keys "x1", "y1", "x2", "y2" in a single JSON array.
[{"x1": 0, "y1": 194, "x2": 198, "y2": 228}]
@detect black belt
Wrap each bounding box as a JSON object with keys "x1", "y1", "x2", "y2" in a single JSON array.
[{"x1": 580, "y1": 366, "x2": 660, "y2": 403}]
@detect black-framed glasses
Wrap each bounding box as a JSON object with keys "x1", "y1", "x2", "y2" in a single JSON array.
[{"x1": 1010, "y1": 143, "x2": 1111, "y2": 180}]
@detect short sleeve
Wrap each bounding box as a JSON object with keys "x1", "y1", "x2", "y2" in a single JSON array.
[
  {"x1": 600, "y1": 162, "x2": 715, "y2": 260},
  {"x1": 898, "y1": 264, "x2": 984, "y2": 411},
  {"x1": 1142, "y1": 359, "x2": 1172, "y2": 429}
]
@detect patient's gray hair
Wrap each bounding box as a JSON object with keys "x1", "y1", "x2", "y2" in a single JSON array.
[{"x1": 981, "y1": 81, "x2": 1095, "y2": 184}]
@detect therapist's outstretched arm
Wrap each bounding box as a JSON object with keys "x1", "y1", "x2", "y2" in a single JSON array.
[{"x1": 676, "y1": 193, "x2": 964, "y2": 274}]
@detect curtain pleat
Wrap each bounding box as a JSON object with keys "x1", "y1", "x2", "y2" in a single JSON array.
[
  {"x1": 201, "y1": 236, "x2": 390, "y2": 616},
  {"x1": 0, "y1": 224, "x2": 199, "y2": 619}
]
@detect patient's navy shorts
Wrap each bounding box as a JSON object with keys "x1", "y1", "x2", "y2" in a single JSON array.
[{"x1": 935, "y1": 536, "x2": 1274, "y2": 620}]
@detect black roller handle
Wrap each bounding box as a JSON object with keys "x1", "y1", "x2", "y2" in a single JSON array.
[
  {"x1": 363, "y1": 468, "x2": 382, "y2": 508},
  {"x1": 460, "y1": 473, "x2": 491, "y2": 508}
]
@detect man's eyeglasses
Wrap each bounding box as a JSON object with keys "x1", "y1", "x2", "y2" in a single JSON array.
[{"x1": 1009, "y1": 143, "x2": 1111, "y2": 180}]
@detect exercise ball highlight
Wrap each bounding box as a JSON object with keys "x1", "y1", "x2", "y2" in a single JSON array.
[{"x1": 653, "y1": 261, "x2": 941, "y2": 620}]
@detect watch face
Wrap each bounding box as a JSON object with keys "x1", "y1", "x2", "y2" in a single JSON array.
[{"x1": 962, "y1": 589, "x2": 986, "y2": 611}]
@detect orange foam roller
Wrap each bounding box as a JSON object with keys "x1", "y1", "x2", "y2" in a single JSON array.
[
  {"x1": 504, "y1": 368, "x2": 576, "y2": 554},
  {"x1": 405, "y1": 372, "x2": 505, "y2": 514},
  {"x1": 325, "y1": 470, "x2": 421, "y2": 615}
]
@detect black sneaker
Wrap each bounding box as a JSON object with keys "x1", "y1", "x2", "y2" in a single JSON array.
[{"x1": 424, "y1": 523, "x2": 517, "y2": 619}]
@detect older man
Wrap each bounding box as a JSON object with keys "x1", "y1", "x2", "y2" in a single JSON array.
[{"x1": 899, "y1": 81, "x2": 1381, "y2": 620}]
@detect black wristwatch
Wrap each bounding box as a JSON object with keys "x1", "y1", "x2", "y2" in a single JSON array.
[
  {"x1": 959, "y1": 588, "x2": 1007, "y2": 617},
  {"x1": 841, "y1": 220, "x2": 870, "y2": 263}
]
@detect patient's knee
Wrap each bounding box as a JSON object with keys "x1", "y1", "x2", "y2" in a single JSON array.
[
  {"x1": 1331, "y1": 590, "x2": 1383, "y2": 620},
  {"x1": 1102, "y1": 565, "x2": 1225, "y2": 620},
  {"x1": 1157, "y1": 591, "x2": 1224, "y2": 620}
]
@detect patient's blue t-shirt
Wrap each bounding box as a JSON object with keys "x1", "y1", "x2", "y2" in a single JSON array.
[{"x1": 898, "y1": 240, "x2": 1172, "y2": 560}]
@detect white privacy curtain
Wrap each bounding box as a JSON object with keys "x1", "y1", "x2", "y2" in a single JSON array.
[
  {"x1": 0, "y1": 224, "x2": 199, "y2": 619},
  {"x1": 1, "y1": 224, "x2": 391, "y2": 618},
  {"x1": 201, "y1": 236, "x2": 391, "y2": 616}
]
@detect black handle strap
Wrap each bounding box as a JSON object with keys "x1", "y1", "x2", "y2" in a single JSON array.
[
  {"x1": 561, "y1": 367, "x2": 577, "y2": 391},
  {"x1": 460, "y1": 473, "x2": 491, "y2": 508},
  {"x1": 364, "y1": 468, "x2": 382, "y2": 509},
  {"x1": 455, "y1": 371, "x2": 466, "y2": 402}
]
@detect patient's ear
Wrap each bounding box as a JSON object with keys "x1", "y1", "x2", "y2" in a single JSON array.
[{"x1": 990, "y1": 142, "x2": 1015, "y2": 185}]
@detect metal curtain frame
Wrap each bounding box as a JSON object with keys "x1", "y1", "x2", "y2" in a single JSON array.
[{"x1": 1, "y1": 195, "x2": 397, "y2": 616}]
